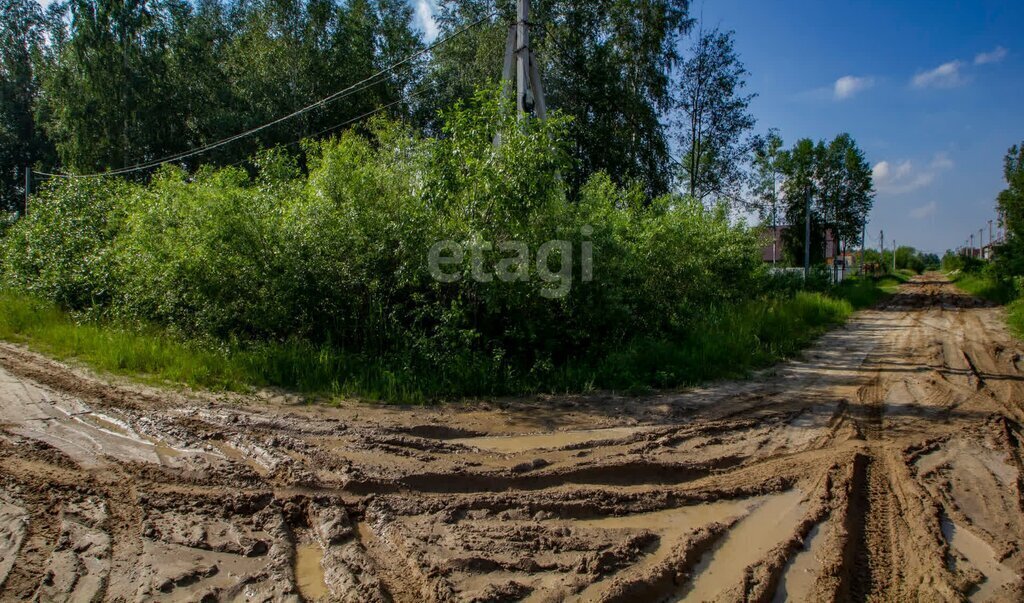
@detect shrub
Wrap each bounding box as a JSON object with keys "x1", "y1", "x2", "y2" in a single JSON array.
[{"x1": 0, "y1": 90, "x2": 765, "y2": 394}]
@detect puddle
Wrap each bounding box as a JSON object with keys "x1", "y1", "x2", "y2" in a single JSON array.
[
  {"x1": 772, "y1": 519, "x2": 830, "y2": 602},
  {"x1": 574, "y1": 499, "x2": 756, "y2": 534},
  {"x1": 78, "y1": 413, "x2": 136, "y2": 439},
  {"x1": 942, "y1": 517, "x2": 1021, "y2": 602},
  {"x1": 295, "y1": 542, "x2": 329, "y2": 601},
  {"x1": 673, "y1": 489, "x2": 807, "y2": 602},
  {"x1": 568, "y1": 497, "x2": 769, "y2": 602},
  {"x1": 450, "y1": 427, "x2": 649, "y2": 453}
]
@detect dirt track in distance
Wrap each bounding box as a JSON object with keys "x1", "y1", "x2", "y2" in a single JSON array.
[{"x1": 1, "y1": 274, "x2": 1023, "y2": 602}]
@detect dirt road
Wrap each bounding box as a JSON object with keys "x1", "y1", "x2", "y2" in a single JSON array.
[{"x1": 1, "y1": 274, "x2": 1022, "y2": 602}]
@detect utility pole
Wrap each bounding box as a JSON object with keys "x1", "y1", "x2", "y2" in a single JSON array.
[
  {"x1": 892, "y1": 240, "x2": 896, "y2": 272},
  {"x1": 880, "y1": 230, "x2": 884, "y2": 271},
  {"x1": 495, "y1": 0, "x2": 546, "y2": 146},
  {"x1": 804, "y1": 189, "x2": 811, "y2": 280},
  {"x1": 505, "y1": 0, "x2": 546, "y2": 119},
  {"x1": 989, "y1": 220, "x2": 994, "y2": 248},
  {"x1": 970, "y1": 233, "x2": 974, "y2": 258},
  {"x1": 860, "y1": 222, "x2": 866, "y2": 275}
]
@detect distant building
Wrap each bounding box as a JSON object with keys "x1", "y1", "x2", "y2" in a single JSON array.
[{"x1": 759, "y1": 225, "x2": 856, "y2": 268}]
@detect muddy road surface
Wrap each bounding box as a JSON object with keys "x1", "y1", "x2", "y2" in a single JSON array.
[{"x1": 1, "y1": 274, "x2": 1023, "y2": 602}]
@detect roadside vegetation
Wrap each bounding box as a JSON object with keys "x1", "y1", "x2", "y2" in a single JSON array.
[
  {"x1": 0, "y1": 278, "x2": 889, "y2": 402},
  {"x1": 0, "y1": 0, "x2": 886, "y2": 402},
  {"x1": 943, "y1": 254, "x2": 1023, "y2": 338},
  {"x1": 940, "y1": 141, "x2": 1024, "y2": 339},
  {"x1": 0, "y1": 94, "x2": 889, "y2": 402}
]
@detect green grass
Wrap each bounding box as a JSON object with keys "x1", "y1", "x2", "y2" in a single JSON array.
[
  {"x1": 0, "y1": 281, "x2": 888, "y2": 403},
  {"x1": 0, "y1": 293, "x2": 251, "y2": 391},
  {"x1": 1008, "y1": 300, "x2": 1024, "y2": 339},
  {"x1": 832, "y1": 275, "x2": 900, "y2": 306},
  {"x1": 570, "y1": 291, "x2": 855, "y2": 392},
  {"x1": 951, "y1": 271, "x2": 1018, "y2": 305}
]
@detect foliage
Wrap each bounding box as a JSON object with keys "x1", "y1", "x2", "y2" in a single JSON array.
[
  {"x1": 995, "y1": 142, "x2": 1024, "y2": 279},
  {"x1": 777, "y1": 135, "x2": 874, "y2": 267},
  {"x1": 893, "y1": 246, "x2": 937, "y2": 274},
  {"x1": 675, "y1": 27, "x2": 756, "y2": 205},
  {"x1": 1008, "y1": 299, "x2": 1024, "y2": 340},
  {"x1": 0, "y1": 0, "x2": 55, "y2": 212},
  {"x1": 0, "y1": 277, "x2": 876, "y2": 401},
  {"x1": 952, "y1": 268, "x2": 1018, "y2": 305},
  {"x1": 1, "y1": 93, "x2": 773, "y2": 399},
  {"x1": 428, "y1": 0, "x2": 693, "y2": 197},
  {"x1": 19, "y1": 0, "x2": 422, "y2": 176}
]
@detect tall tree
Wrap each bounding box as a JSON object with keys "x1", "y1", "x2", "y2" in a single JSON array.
[
  {"x1": 674, "y1": 26, "x2": 755, "y2": 205},
  {"x1": 426, "y1": 0, "x2": 693, "y2": 196},
  {"x1": 0, "y1": 0, "x2": 53, "y2": 210},
  {"x1": 833, "y1": 133, "x2": 874, "y2": 261},
  {"x1": 750, "y1": 129, "x2": 784, "y2": 262},
  {"x1": 778, "y1": 134, "x2": 873, "y2": 268},
  {"x1": 779, "y1": 138, "x2": 823, "y2": 265},
  {"x1": 39, "y1": 0, "x2": 175, "y2": 172},
  {"x1": 995, "y1": 142, "x2": 1024, "y2": 276}
]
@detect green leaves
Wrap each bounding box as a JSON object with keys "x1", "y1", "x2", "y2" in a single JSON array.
[{"x1": 1, "y1": 95, "x2": 764, "y2": 396}]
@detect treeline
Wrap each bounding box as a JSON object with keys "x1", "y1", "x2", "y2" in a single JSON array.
[
  {"x1": 750, "y1": 132, "x2": 874, "y2": 265},
  {"x1": 2, "y1": 0, "x2": 697, "y2": 206},
  {"x1": 996, "y1": 142, "x2": 1024, "y2": 280},
  {"x1": 0, "y1": 0, "x2": 885, "y2": 397},
  {"x1": 2, "y1": 0, "x2": 874, "y2": 229}
]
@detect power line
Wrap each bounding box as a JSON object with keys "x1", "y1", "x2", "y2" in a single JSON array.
[
  {"x1": 35, "y1": 11, "x2": 496, "y2": 180},
  {"x1": 221, "y1": 87, "x2": 429, "y2": 170}
]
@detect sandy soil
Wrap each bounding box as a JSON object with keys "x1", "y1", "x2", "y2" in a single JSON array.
[{"x1": 1, "y1": 274, "x2": 1023, "y2": 602}]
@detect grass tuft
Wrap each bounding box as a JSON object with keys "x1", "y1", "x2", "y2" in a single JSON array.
[
  {"x1": 1008, "y1": 300, "x2": 1024, "y2": 339},
  {"x1": 952, "y1": 272, "x2": 1018, "y2": 305},
  {"x1": 0, "y1": 281, "x2": 889, "y2": 403}
]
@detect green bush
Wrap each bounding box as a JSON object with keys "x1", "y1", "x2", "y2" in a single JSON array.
[{"x1": 1, "y1": 90, "x2": 769, "y2": 397}]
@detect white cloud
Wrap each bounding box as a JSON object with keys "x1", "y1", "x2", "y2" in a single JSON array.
[
  {"x1": 413, "y1": 0, "x2": 439, "y2": 42},
  {"x1": 872, "y1": 153, "x2": 954, "y2": 195},
  {"x1": 975, "y1": 46, "x2": 1008, "y2": 65},
  {"x1": 833, "y1": 75, "x2": 874, "y2": 100},
  {"x1": 930, "y1": 152, "x2": 954, "y2": 171},
  {"x1": 912, "y1": 60, "x2": 967, "y2": 89},
  {"x1": 910, "y1": 201, "x2": 938, "y2": 219}
]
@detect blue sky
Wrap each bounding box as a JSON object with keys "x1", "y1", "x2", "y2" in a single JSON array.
[
  {"x1": 416, "y1": 0, "x2": 1023, "y2": 253},
  {"x1": 692, "y1": 0, "x2": 1024, "y2": 253}
]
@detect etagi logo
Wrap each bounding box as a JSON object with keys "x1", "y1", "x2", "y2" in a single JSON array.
[{"x1": 428, "y1": 226, "x2": 594, "y2": 299}]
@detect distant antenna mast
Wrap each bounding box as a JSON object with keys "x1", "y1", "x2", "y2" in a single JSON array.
[{"x1": 497, "y1": 0, "x2": 546, "y2": 142}]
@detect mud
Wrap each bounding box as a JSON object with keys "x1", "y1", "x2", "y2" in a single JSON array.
[{"x1": 1, "y1": 275, "x2": 1024, "y2": 601}]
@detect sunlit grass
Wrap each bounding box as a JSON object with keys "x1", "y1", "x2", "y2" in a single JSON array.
[
  {"x1": 952, "y1": 272, "x2": 1017, "y2": 305},
  {"x1": 0, "y1": 280, "x2": 889, "y2": 403},
  {"x1": 1008, "y1": 300, "x2": 1024, "y2": 339}
]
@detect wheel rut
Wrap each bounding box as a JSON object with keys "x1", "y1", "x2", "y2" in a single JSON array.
[{"x1": 0, "y1": 274, "x2": 1021, "y2": 601}]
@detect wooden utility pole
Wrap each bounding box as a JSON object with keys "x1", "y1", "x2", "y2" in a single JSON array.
[
  {"x1": 892, "y1": 240, "x2": 896, "y2": 272},
  {"x1": 500, "y1": 0, "x2": 546, "y2": 121}
]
